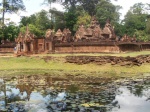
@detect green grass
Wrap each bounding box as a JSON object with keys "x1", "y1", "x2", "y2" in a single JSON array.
[{"x1": 0, "y1": 53, "x2": 150, "y2": 78}]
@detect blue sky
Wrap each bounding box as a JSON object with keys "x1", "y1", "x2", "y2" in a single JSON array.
[{"x1": 4, "y1": 0, "x2": 150, "y2": 24}]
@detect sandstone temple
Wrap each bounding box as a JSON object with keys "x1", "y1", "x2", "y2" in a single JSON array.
[{"x1": 0, "y1": 16, "x2": 150, "y2": 54}]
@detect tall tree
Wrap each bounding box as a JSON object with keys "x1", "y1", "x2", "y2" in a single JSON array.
[
  {"x1": 43, "y1": 0, "x2": 118, "y2": 14},
  {"x1": 49, "y1": 8, "x2": 65, "y2": 30},
  {"x1": 74, "y1": 11, "x2": 91, "y2": 31},
  {"x1": 20, "y1": 15, "x2": 36, "y2": 27},
  {"x1": 1, "y1": 0, "x2": 25, "y2": 25},
  {"x1": 122, "y1": 3, "x2": 150, "y2": 41},
  {"x1": 123, "y1": 3, "x2": 148, "y2": 36},
  {"x1": 64, "y1": 8, "x2": 78, "y2": 33},
  {"x1": 0, "y1": 23, "x2": 19, "y2": 41},
  {"x1": 35, "y1": 10, "x2": 51, "y2": 30},
  {"x1": 19, "y1": 10, "x2": 52, "y2": 37},
  {"x1": 79, "y1": 0, "x2": 99, "y2": 15},
  {"x1": 96, "y1": 0, "x2": 121, "y2": 27},
  {"x1": 146, "y1": 18, "x2": 150, "y2": 34},
  {"x1": 20, "y1": 24, "x2": 44, "y2": 37}
]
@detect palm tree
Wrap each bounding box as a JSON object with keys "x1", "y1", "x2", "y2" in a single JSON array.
[{"x1": 2, "y1": 0, "x2": 25, "y2": 25}]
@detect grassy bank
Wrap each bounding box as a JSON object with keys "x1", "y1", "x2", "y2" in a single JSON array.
[
  {"x1": 0, "y1": 51, "x2": 150, "y2": 78},
  {"x1": 32, "y1": 51, "x2": 150, "y2": 57}
]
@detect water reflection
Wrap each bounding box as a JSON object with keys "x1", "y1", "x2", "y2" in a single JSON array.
[
  {"x1": 0, "y1": 75, "x2": 149, "y2": 112},
  {"x1": 113, "y1": 87, "x2": 150, "y2": 112}
]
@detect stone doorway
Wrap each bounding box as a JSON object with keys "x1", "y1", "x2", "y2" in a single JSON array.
[
  {"x1": 26, "y1": 42, "x2": 31, "y2": 52},
  {"x1": 46, "y1": 43, "x2": 49, "y2": 50}
]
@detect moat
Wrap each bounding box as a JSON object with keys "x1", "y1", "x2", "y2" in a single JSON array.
[{"x1": 0, "y1": 74, "x2": 150, "y2": 112}]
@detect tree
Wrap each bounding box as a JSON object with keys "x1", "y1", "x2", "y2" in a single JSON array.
[
  {"x1": 35, "y1": 10, "x2": 51, "y2": 30},
  {"x1": 59, "y1": 0, "x2": 78, "y2": 9},
  {"x1": 134, "y1": 30, "x2": 150, "y2": 42},
  {"x1": 74, "y1": 12, "x2": 91, "y2": 31},
  {"x1": 50, "y1": 8, "x2": 66, "y2": 30},
  {"x1": 19, "y1": 10, "x2": 52, "y2": 37},
  {"x1": 79, "y1": 0, "x2": 99, "y2": 15},
  {"x1": 0, "y1": 23, "x2": 19, "y2": 41},
  {"x1": 123, "y1": 11, "x2": 147, "y2": 36},
  {"x1": 121, "y1": 3, "x2": 150, "y2": 41},
  {"x1": 20, "y1": 15, "x2": 36, "y2": 27},
  {"x1": 123, "y1": 3, "x2": 148, "y2": 36},
  {"x1": 114, "y1": 22, "x2": 126, "y2": 37},
  {"x1": 43, "y1": 0, "x2": 118, "y2": 14},
  {"x1": 64, "y1": 8, "x2": 78, "y2": 33},
  {"x1": 146, "y1": 18, "x2": 150, "y2": 34},
  {"x1": 20, "y1": 24, "x2": 44, "y2": 37},
  {"x1": 96, "y1": 0, "x2": 121, "y2": 27},
  {"x1": 1, "y1": 0, "x2": 25, "y2": 25}
]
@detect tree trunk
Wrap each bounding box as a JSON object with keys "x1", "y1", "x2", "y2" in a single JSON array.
[{"x1": 2, "y1": 0, "x2": 5, "y2": 25}]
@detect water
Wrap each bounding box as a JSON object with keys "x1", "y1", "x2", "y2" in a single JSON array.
[
  {"x1": 111, "y1": 87, "x2": 150, "y2": 112},
  {"x1": 0, "y1": 75, "x2": 150, "y2": 112}
]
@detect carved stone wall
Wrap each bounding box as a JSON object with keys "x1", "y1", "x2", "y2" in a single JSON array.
[
  {"x1": 0, "y1": 42, "x2": 15, "y2": 53},
  {"x1": 54, "y1": 45, "x2": 119, "y2": 53},
  {"x1": 0, "y1": 48, "x2": 14, "y2": 53}
]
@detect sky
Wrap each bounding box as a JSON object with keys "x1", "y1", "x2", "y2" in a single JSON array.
[
  {"x1": 4, "y1": 0, "x2": 64, "y2": 24},
  {"x1": 112, "y1": 0, "x2": 150, "y2": 19},
  {"x1": 3, "y1": 0, "x2": 150, "y2": 24}
]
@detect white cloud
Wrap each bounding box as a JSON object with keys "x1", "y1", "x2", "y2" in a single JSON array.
[{"x1": 5, "y1": 0, "x2": 64, "y2": 24}]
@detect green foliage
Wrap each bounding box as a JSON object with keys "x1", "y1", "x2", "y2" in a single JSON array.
[
  {"x1": 123, "y1": 11, "x2": 147, "y2": 35},
  {"x1": 1, "y1": 0, "x2": 149, "y2": 42},
  {"x1": 114, "y1": 23, "x2": 126, "y2": 37},
  {"x1": 130, "y1": 3, "x2": 146, "y2": 14},
  {"x1": 0, "y1": 24, "x2": 19, "y2": 41},
  {"x1": 50, "y1": 8, "x2": 66, "y2": 30},
  {"x1": 146, "y1": 18, "x2": 150, "y2": 34},
  {"x1": 61, "y1": 0, "x2": 78, "y2": 9},
  {"x1": 64, "y1": 8, "x2": 78, "y2": 33},
  {"x1": 122, "y1": 3, "x2": 149, "y2": 41},
  {"x1": 134, "y1": 30, "x2": 150, "y2": 42},
  {"x1": 35, "y1": 10, "x2": 51, "y2": 30},
  {"x1": 96, "y1": 0, "x2": 121, "y2": 27},
  {"x1": 20, "y1": 15, "x2": 36, "y2": 26},
  {"x1": 20, "y1": 24, "x2": 44, "y2": 37},
  {"x1": 19, "y1": 10, "x2": 52, "y2": 37},
  {"x1": 74, "y1": 12, "x2": 91, "y2": 31},
  {"x1": 0, "y1": 28, "x2": 4, "y2": 41},
  {"x1": 79, "y1": 0, "x2": 99, "y2": 15}
]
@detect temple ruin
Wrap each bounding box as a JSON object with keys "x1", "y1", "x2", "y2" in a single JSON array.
[
  {"x1": 15, "y1": 26, "x2": 45, "y2": 54},
  {"x1": 74, "y1": 16, "x2": 115, "y2": 42},
  {"x1": 1, "y1": 16, "x2": 149, "y2": 54}
]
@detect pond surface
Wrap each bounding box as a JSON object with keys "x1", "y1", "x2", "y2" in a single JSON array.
[{"x1": 0, "y1": 74, "x2": 150, "y2": 112}]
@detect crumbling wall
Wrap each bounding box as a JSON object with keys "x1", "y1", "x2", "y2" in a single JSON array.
[
  {"x1": 0, "y1": 43, "x2": 15, "y2": 53},
  {"x1": 66, "y1": 55, "x2": 150, "y2": 66}
]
